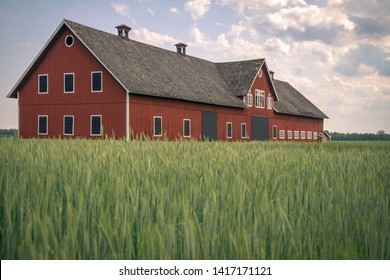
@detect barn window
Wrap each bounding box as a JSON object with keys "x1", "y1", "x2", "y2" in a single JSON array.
[
  {"x1": 313, "y1": 132, "x2": 318, "y2": 140},
  {"x1": 307, "y1": 131, "x2": 312, "y2": 140},
  {"x1": 183, "y1": 119, "x2": 191, "y2": 137},
  {"x1": 64, "y1": 115, "x2": 74, "y2": 136},
  {"x1": 258, "y1": 68, "x2": 262, "y2": 77},
  {"x1": 38, "y1": 74, "x2": 48, "y2": 94},
  {"x1": 255, "y1": 90, "x2": 265, "y2": 108},
  {"x1": 241, "y1": 123, "x2": 246, "y2": 139},
  {"x1": 226, "y1": 122, "x2": 233, "y2": 139},
  {"x1": 65, "y1": 35, "x2": 74, "y2": 47},
  {"x1": 287, "y1": 130, "x2": 293, "y2": 140},
  {"x1": 294, "y1": 131, "x2": 299, "y2": 140},
  {"x1": 279, "y1": 130, "x2": 285, "y2": 139},
  {"x1": 247, "y1": 91, "x2": 253, "y2": 107},
  {"x1": 64, "y1": 73, "x2": 74, "y2": 93},
  {"x1": 300, "y1": 131, "x2": 306, "y2": 140},
  {"x1": 38, "y1": 115, "x2": 48, "y2": 135},
  {"x1": 267, "y1": 94, "x2": 273, "y2": 109},
  {"x1": 90, "y1": 115, "x2": 102, "y2": 136},
  {"x1": 154, "y1": 116, "x2": 162, "y2": 137},
  {"x1": 272, "y1": 125, "x2": 277, "y2": 139},
  {"x1": 91, "y1": 71, "x2": 102, "y2": 92}
]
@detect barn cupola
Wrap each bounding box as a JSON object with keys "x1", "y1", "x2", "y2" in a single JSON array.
[
  {"x1": 115, "y1": 24, "x2": 131, "y2": 39},
  {"x1": 175, "y1": 42, "x2": 187, "y2": 55}
]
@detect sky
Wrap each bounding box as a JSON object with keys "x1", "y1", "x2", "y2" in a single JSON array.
[{"x1": 0, "y1": 0, "x2": 389, "y2": 133}]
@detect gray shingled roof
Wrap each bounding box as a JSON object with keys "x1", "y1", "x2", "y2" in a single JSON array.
[
  {"x1": 65, "y1": 20, "x2": 245, "y2": 108},
  {"x1": 273, "y1": 79, "x2": 328, "y2": 119},
  {"x1": 216, "y1": 59, "x2": 264, "y2": 97}
]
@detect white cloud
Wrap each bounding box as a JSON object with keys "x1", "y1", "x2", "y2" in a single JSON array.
[
  {"x1": 265, "y1": 5, "x2": 355, "y2": 32},
  {"x1": 169, "y1": 7, "x2": 179, "y2": 14},
  {"x1": 218, "y1": 0, "x2": 307, "y2": 14},
  {"x1": 229, "y1": 20, "x2": 258, "y2": 39},
  {"x1": 147, "y1": 8, "x2": 154, "y2": 16},
  {"x1": 184, "y1": 0, "x2": 211, "y2": 20},
  {"x1": 18, "y1": 41, "x2": 32, "y2": 49},
  {"x1": 111, "y1": 3, "x2": 130, "y2": 18},
  {"x1": 132, "y1": 28, "x2": 177, "y2": 47},
  {"x1": 328, "y1": 0, "x2": 344, "y2": 6}
]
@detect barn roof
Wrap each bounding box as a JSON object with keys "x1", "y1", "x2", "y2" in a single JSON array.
[
  {"x1": 64, "y1": 20, "x2": 245, "y2": 108},
  {"x1": 7, "y1": 19, "x2": 327, "y2": 119},
  {"x1": 273, "y1": 79, "x2": 328, "y2": 119}
]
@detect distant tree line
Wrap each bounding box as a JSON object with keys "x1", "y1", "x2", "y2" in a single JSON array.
[
  {"x1": 330, "y1": 131, "x2": 390, "y2": 141},
  {"x1": 0, "y1": 129, "x2": 18, "y2": 137}
]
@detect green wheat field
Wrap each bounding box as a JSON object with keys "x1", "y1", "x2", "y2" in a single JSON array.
[{"x1": 0, "y1": 138, "x2": 389, "y2": 259}]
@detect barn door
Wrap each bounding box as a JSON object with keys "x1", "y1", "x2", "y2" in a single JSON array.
[
  {"x1": 251, "y1": 116, "x2": 269, "y2": 140},
  {"x1": 202, "y1": 111, "x2": 217, "y2": 141}
]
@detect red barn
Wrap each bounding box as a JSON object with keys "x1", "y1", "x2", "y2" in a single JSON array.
[{"x1": 7, "y1": 19, "x2": 328, "y2": 141}]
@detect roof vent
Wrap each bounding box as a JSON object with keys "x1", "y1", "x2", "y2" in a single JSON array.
[
  {"x1": 115, "y1": 24, "x2": 131, "y2": 39},
  {"x1": 270, "y1": 71, "x2": 275, "y2": 80},
  {"x1": 175, "y1": 42, "x2": 187, "y2": 55}
]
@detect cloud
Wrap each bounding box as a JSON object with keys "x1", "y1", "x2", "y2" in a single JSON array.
[
  {"x1": 229, "y1": 20, "x2": 258, "y2": 39},
  {"x1": 132, "y1": 28, "x2": 177, "y2": 47},
  {"x1": 147, "y1": 8, "x2": 154, "y2": 16},
  {"x1": 265, "y1": 5, "x2": 355, "y2": 33},
  {"x1": 111, "y1": 3, "x2": 130, "y2": 18},
  {"x1": 334, "y1": 44, "x2": 390, "y2": 77},
  {"x1": 18, "y1": 41, "x2": 32, "y2": 49},
  {"x1": 184, "y1": 0, "x2": 211, "y2": 20},
  {"x1": 218, "y1": 0, "x2": 307, "y2": 14},
  {"x1": 169, "y1": 7, "x2": 179, "y2": 14}
]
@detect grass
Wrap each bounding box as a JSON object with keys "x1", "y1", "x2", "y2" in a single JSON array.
[{"x1": 0, "y1": 138, "x2": 389, "y2": 259}]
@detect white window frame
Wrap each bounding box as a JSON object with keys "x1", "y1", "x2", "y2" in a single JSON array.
[
  {"x1": 287, "y1": 130, "x2": 293, "y2": 140},
  {"x1": 153, "y1": 116, "x2": 162, "y2": 137},
  {"x1": 255, "y1": 90, "x2": 265, "y2": 108},
  {"x1": 279, "y1": 129, "x2": 285, "y2": 140},
  {"x1": 241, "y1": 123, "x2": 247, "y2": 139},
  {"x1": 63, "y1": 115, "x2": 74, "y2": 136},
  {"x1": 38, "y1": 74, "x2": 48, "y2": 94},
  {"x1": 307, "y1": 131, "x2": 312, "y2": 140},
  {"x1": 64, "y1": 73, "x2": 75, "y2": 94},
  {"x1": 90, "y1": 115, "x2": 102, "y2": 136},
  {"x1": 65, "y1": 35, "x2": 74, "y2": 47},
  {"x1": 247, "y1": 91, "x2": 253, "y2": 107},
  {"x1": 294, "y1": 130, "x2": 299, "y2": 140},
  {"x1": 258, "y1": 68, "x2": 262, "y2": 77},
  {"x1": 91, "y1": 71, "x2": 103, "y2": 93},
  {"x1": 38, "y1": 115, "x2": 48, "y2": 135},
  {"x1": 300, "y1": 131, "x2": 306, "y2": 140},
  {"x1": 313, "y1": 132, "x2": 318, "y2": 140},
  {"x1": 226, "y1": 122, "x2": 233, "y2": 139},
  {"x1": 267, "y1": 94, "x2": 273, "y2": 109},
  {"x1": 272, "y1": 125, "x2": 277, "y2": 139},
  {"x1": 183, "y1": 119, "x2": 191, "y2": 138}
]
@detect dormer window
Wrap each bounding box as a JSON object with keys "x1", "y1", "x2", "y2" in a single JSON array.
[
  {"x1": 267, "y1": 94, "x2": 273, "y2": 109},
  {"x1": 246, "y1": 91, "x2": 253, "y2": 107}
]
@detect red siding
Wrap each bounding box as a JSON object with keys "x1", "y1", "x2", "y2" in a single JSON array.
[
  {"x1": 130, "y1": 94, "x2": 249, "y2": 141},
  {"x1": 18, "y1": 28, "x2": 126, "y2": 139},
  {"x1": 270, "y1": 115, "x2": 323, "y2": 142}
]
